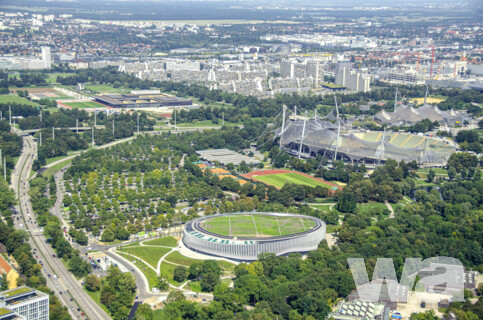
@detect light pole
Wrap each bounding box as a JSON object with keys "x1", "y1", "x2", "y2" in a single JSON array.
[{"x1": 137, "y1": 113, "x2": 140, "y2": 134}]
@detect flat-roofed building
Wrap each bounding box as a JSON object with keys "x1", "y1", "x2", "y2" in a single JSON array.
[
  {"x1": 0, "y1": 287, "x2": 49, "y2": 320},
  {"x1": 94, "y1": 93, "x2": 192, "y2": 108},
  {"x1": 0, "y1": 307, "x2": 26, "y2": 320},
  {"x1": 196, "y1": 149, "x2": 260, "y2": 166}
]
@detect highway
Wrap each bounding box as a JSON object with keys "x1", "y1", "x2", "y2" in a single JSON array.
[{"x1": 11, "y1": 135, "x2": 111, "y2": 320}]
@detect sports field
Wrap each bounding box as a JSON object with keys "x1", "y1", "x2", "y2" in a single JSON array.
[
  {"x1": 201, "y1": 214, "x2": 316, "y2": 238},
  {"x1": 60, "y1": 101, "x2": 106, "y2": 109},
  {"x1": 0, "y1": 95, "x2": 39, "y2": 106},
  {"x1": 256, "y1": 172, "x2": 332, "y2": 189}
]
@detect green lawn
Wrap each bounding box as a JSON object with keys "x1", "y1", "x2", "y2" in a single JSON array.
[
  {"x1": 142, "y1": 236, "x2": 178, "y2": 247},
  {"x1": 83, "y1": 287, "x2": 111, "y2": 315},
  {"x1": 41, "y1": 158, "x2": 73, "y2": 178},
  {"x1": 164, "y1": 251, "x2": 203, "y2": 266},
  {"x1": 119, "y1": 246, "x2": 171, "y2": 268},
  {"x1": 418, "y1": 168, "x2": 448, "y2": 176},
  {"x1": 117, "y1": 252, "x2": 159, "y2": 289},
  {"x1": 202, "y1": 214, "x2": 316, "y2": 237},
  {"x1": 309, "y1": 204, "x2": 333, "y2": 212},
  {"x1": 176, "y1": 120, "x2": 240, "y2": 128},
  {"x1": 160, "y1": 262, "x2": 181, "y2": 286},
  {"x1": 253, "y1": 172, "x2": 332, "y2": 190},
  {"x1": 46, "y1": 154, "x2": 71, "y2": 165},
  {"x1": 45, "y1": 72, "x2": 75, "y2": 83},
  {"x1": 430, "y1": 95, "x2": 448, "y2": 101},
  {"x1": 356, "y1": 201, "x2": 389, "y2": 214},
  {"x1": 189, "y1": 281, "x2": 201, "y2": 293},
  {"x1": 61, "y1": 101, "x2": 106, "y2": 109},
  {"x1": 85, "y1": 84, "x2": 127, "y2": 94},
  {"x1": 0, "y1": 95, "x2": 39, "y2": 106}
]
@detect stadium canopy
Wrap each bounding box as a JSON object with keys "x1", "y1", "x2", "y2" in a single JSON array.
[
  {"x1": 374, "y1": 103, "x2": 470, "y2": 126},
  {"x1": 277, "y1": 119, "x2": 455, "y2": 166}
]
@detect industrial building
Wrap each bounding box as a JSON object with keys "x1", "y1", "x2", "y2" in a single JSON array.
[
  {"x1": 183, "y1": 212, "x2": 326, "y2": 261},
  {"x1": 94, "y1": 92, "x2": 192, "y2": 108},
  {"x1": 0, "y1": 287, "x2": 49, "y2": 320}
]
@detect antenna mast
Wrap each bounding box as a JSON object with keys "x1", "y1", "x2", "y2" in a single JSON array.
[
  {"x1": 334, "y1": 95, "x2": 341, "y2": 163},
  {"x1": 298, "y1": 110, "x2": 308, "y2": 159},
  {"x1": 280, "y1": 105, "x2": 286, "y2": 148}
]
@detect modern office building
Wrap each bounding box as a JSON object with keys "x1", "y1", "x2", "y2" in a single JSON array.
[
  {"x1": 40, "y1": 47, "x2": 51, "y2": 69},
  {"x1": 0, "y1": 307, "x2": 26, "y2": 320},
  {"x1": 0, "y1": 287, "x2": 48, "y2": 320},
  {"x1": 335, "y1": 67, "x2": 370, "y2": 92}
]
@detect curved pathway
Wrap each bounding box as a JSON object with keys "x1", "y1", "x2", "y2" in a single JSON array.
[{"x1": 385, "y1": 201, "x2": 395, "y2": 218}]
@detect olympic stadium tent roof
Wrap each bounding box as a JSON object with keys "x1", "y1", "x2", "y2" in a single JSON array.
[
  {"x1": 374, "y1": 104, "x2": 469, "y2": 126},
  {"x1": 277, "y1": 119, "x2": 455, "y2": 165}
]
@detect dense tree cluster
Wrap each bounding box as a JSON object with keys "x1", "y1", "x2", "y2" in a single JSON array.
[
  {"x1": 29, "y1": 176, "x2": 92, "y2": 278},
  {"x1": 455, "y1": 130, "x2": 482, "y2": 153},
  {"x1": 98, "y1": 266, "x2": 137, "y2": 320},
  {"x1": 0, "y1": 72, "x2": 48, "y2": 88},
  {"x1": 0, "y1": 102, "x2": 39, "y2": 118}
]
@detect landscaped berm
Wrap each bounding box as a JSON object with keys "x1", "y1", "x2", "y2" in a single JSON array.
[
  {"x1": 242, "y1": 169, "x2": 341, "y2": 191},
  {"x1": 200, "y1": 213, "x2": 316, "y2": 238}
]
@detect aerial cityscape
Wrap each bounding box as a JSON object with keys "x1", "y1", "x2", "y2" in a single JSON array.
[{"x1": 0, "y1": 0, "x2": 481, "y2": 320}]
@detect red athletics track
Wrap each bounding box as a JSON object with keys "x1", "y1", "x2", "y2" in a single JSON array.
[{"x1": 242, "y1": 169, "x2": 342, "y2": 190}]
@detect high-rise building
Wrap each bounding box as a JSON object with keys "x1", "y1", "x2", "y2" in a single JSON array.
[
  {"x1": 41, "y1": 47, "x2": 51, "y2": 69},
  {"x1": 0, "y1": 287, "x2": 49, "y2": 320},
  {"x1": 335, "y1": 67, "x2": 370, "y2": 92}
]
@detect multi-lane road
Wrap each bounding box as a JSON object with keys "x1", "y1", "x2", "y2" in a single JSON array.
[{"x1": 11, "y1": 135, "x2": 111, "y2": 320}]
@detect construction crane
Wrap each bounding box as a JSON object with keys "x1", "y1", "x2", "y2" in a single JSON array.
[{"x1": 430, "y1": 45, "x2": 435, "y2": 78}]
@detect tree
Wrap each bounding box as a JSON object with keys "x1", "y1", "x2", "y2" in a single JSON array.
[
  {"x1": 200, "y1": 272, "x2": 220, "y2": 292},
  {"x1": 410, "y1": 310, "x2": 438, "y2": 320},
  {"x1": 101, "y1": 228, "x2": 115, "y2": 242},
  {"x1": 156, "y1": 275, "x2": 169, "y2": 291},
  {"x1": 135, "y1": 303, "x2": 153, "y2": 320},
  {"x1": 68, "y1": 255, "x2": 92, "y2": 278},
  {"x1": 173, "y1": 266, "x2": 188, "y2": 283},
  {"x1": 85, "y1": 274, "x2": 101, "y2": 292},
  {"x1": 427, "y1": 169, "x2": 435, "y2": 183},
  {"x1": 167, "y1": 290, "x2": 186, "y2": 303},
  {"x1": 337, "y1": 192, "x2": 357, "y2": 213},
  {"x1": 448, "y1": 166, "x2": 457, "y2": 180}
]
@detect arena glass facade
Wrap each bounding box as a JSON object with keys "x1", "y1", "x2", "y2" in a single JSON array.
[{"x1": 182, "y1": 212, "x2": 326, "y2": 261}]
